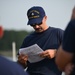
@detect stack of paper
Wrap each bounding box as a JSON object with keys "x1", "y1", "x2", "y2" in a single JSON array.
[{"x1": 19, "y1": 44, "x2": 44, "y2": 63}]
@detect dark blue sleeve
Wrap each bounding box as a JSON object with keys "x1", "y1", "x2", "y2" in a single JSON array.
[{"x1": 62, "y1": 19, "x2": 75, "y2": 53}]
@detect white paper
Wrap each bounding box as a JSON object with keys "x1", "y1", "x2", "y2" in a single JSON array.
[{"x1": 19, "y1": 44, "x2": 44, "y2": 63}]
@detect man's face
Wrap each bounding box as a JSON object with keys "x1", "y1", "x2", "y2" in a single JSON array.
[
  {"x1": 30, "y1": 22, "x2": 44, "y2": 32},
  {"x1": 30, "y1": 16, "x2": 47, "y2": 33}
]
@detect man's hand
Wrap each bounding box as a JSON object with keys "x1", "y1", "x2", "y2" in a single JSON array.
[
  {"x1": 17, "y1": 54, "x2": 28, "y2": 68},
  {"x1": 71, "y1": 6, "x2": 75, "y2": 20},
  {"x1": 39, "y1": 49, "x2": 57, "y2": 59}
]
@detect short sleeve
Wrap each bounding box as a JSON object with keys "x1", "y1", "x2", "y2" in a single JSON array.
[{"x1": 62, "y1": 19, "x2": 75, "y2": 53}]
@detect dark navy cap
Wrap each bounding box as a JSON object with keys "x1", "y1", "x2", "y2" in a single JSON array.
[{"x1": 27, "y1": 6, "x2": 46, "y2": 25}]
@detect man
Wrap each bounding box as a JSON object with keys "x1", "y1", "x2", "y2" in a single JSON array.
[
  {"x1": 55, "y1": 7, "x2": 75, "y2": 75},
  {"x1": 0, "y1": 55, "x2": 28, "y2": 75},
  {"x1": 17, "y1": 6, "x2": 63, "y2": 75}
]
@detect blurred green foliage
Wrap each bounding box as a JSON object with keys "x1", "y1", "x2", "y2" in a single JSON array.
[{"x1": 0, "y1": 30, "x2": 32, "y2": 51}]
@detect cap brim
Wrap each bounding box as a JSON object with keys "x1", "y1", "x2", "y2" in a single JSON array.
[{"x1": 27, "y1": 18, "x2": 43, "y2": 25}]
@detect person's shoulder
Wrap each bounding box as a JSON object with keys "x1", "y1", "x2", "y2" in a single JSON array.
[
  {"x1": 68, "y1": 19, "x2": 75, "y2": 27},
  {"x1": 50, "y1": 27, "x2": 64, "y2": 32},
  {"x1": 0, "y1": 56, "x2": 28, "y2": 75},
  {"x1": 65, "y1": 19, "x2": 75, "y2": 31},
  {"x1": 70, "y1": 19, "x2": 75, "y2": 23},
  {"x1": 23, "y1": 31, "x2": 35, "y2": 39}
]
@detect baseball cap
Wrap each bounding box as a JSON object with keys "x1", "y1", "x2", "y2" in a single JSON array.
[{"x1": 27, "y1": 6, "x2": 46, "y2": 25}]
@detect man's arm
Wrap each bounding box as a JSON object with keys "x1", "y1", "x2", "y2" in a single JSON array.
[{"x1": 55, "y1": 46, "x2": 73, "y2": 71}]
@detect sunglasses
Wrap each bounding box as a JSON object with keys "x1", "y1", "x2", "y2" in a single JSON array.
[{"x1": 30, "y1": 22, "x2": 42, "y2": 27}]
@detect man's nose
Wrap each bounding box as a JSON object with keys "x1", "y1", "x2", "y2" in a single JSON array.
[{"x1": 35, "y1": 25, "x2": 39, "y2": 28}]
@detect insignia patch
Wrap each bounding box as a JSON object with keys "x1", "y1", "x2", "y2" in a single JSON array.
[{"x1": 31, "y1": 13, "x2": 34, "y2": 16}]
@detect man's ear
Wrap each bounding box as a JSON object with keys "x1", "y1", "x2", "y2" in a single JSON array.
[{"x1": 71, "y1": 6, "x2": 75, "y2": 20}]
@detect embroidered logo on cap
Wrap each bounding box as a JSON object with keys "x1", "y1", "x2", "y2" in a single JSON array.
[
  {"x1": 28, "y1": 10, "x2": 40, "y2": 19},
  {"x1": 31, "y1": 13, "x2": 34, "y2": 16}
]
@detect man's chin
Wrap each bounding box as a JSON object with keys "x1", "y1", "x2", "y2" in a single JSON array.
[{"x1": 35, "y1": 29, "x2": 43, "y2": 33}]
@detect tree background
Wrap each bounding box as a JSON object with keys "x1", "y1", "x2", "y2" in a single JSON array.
[
  {"x1": 0, "y1": 30, "x2": 31, "y2": 50},
  {"x1": 0, "y1": 30, "x2": 32, "y2": 56}
]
